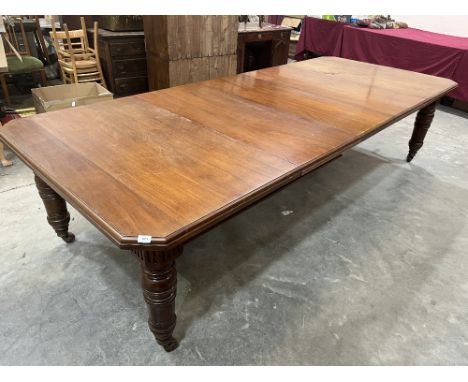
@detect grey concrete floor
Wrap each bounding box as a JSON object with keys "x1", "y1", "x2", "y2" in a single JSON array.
[{"x1": 1, "y1": 105, "x2": 468, "y2": 365}]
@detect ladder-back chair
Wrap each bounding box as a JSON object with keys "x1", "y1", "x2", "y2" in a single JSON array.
[{"x1": 51, "y1": 17, "x2": 106, "y2": 87}]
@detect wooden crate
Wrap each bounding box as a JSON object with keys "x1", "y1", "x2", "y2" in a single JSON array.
[{"x1": 144, "y1": 16, "x2": 238, "y2": 90}]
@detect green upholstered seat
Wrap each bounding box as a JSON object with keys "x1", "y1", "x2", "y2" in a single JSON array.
[{"x1": 6, "y1": 55, "x2": 44, "y2": 74}]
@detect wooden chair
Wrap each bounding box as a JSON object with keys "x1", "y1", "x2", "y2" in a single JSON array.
[
  {"x1": 24, "y1": 16, "x2": 52, "y2": 65},
  {"x1": 50, "y1": 17, "x2": 106, "y2": 88},
  {"x1": 12, "y1": 16, "x2": 51, "y2": 65},
  {"x1": 0, "y1": 16, "x2": 47, "y2": 106}
]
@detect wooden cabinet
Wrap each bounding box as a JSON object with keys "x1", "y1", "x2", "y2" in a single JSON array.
[
  {"x1": 237, "y1": 23, "x2": 292, "y2": 73},
  {"x1": 90, "y1": 28, "x2": 148, "y2": 97}
]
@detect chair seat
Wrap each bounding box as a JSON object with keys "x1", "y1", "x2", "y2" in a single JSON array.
[
  {"x1": 61, "y1": 59, "x2": 97, "y2": 69},
  {"x1": 7, "y1": 55, "x2": 44, "y2": 74},
  {"x1": 75, "y1": 59, "x2": 98, "y2": 68}
]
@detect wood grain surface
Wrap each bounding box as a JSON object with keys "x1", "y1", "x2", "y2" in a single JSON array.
[
  {"x1": 0, "y1": 57, "x2": 457, "y2": 248},
  {"x1": 144, "y1": 16, "x2": 238, "y2": 90}
]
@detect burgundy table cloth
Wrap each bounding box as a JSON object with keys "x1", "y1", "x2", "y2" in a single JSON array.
[
  {"x1": 268, "y1": 16, "x2": 468, "y2": 101},
  {"x1": 295, "y1": 17, "x2": 345, "y2": 59},
  {"x1": 340, "y1": 27, "x2": 468, "y2": 101},
  {"x1": 454, "y1": 53, "x2": 468, "y2": 102}
]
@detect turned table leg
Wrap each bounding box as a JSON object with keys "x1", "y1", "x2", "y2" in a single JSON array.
[
  {"x1": 34, "y1": 174, "x2": 75, "y2": 243},
  {"x1": 133, "y1": 247, "x2": 182, "y2": 352},
  {"x1": 407, "y1": 101, "x2": 437, "y2": 162}
]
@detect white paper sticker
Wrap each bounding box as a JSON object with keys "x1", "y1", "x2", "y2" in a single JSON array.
[
  {"x1": 137, "y1": 235, "x2": 152, "y2": 244},
  {"x1": 71, "y1": 101, "x2": 76, "y2": 107}
]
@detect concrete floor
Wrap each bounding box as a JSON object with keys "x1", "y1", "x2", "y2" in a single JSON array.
[{"x1": 1, "y1": 105, "x2": 468, "y2": 365}]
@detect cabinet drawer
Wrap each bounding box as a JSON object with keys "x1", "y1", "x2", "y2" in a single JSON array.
[
  {"x1": 114, "y1": 76, "x2": 148, "y2": 95},
  {"x1": 239, "y1": 31, "x2": 289, "y2": 43},
  {"x1": 113, "y1": 58, "x2": 147, "y2": 77},
  {"x1": 109, "y1": 40, "x2": 146, "y2": 57}
]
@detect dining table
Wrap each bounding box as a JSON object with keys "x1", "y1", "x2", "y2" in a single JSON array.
[{"x1": 0, "y1": 57, "x2": 457, "y2": 351}]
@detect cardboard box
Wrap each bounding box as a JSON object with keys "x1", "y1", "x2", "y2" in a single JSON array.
[
  {"x1": 281, "y1": 17, "x2": 302, "y2": 29},
  {"x1": 32, "y1": 83, "x2": 113, "y2": 113}
]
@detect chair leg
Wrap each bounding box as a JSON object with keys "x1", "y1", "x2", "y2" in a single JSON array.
[
  {"x1": 31, "y1": 71, "x2": 37, "y2": 86},
  {"x1": 39, "y1": 69, "x2": 47, "y2": 87},
  {"x1": 99, "y1": 71, "x2": 107, "y2": 89},
  {"x1": 95, "y1": 61, "x2": 107, "y2": 89},
  {"x1": 1, "y1": 142, "x2": 13, "y2": 167},
  {"x1": 61, "y1": 69, "x2": 68, "y2": 84},
  {"x1": 63, "y1": 72, "x2": 71, "y2": 84},
  {"x1": 1, "y1": 74, "x2": 11, "y2": 107}
]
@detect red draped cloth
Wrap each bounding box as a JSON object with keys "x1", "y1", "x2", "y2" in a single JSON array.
[
  {"x1": 341, "y1": 27, "x2": 468, "y2": 101},
  {"x1": 295, "y1": 17, "x2": 345, "y2": 59}
]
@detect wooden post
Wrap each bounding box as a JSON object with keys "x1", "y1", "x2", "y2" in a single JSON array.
[{"x1": 143, "y1": 16, "x2": 238, "y2": 91}]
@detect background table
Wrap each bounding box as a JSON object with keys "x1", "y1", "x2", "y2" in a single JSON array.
[{"x1": 237, "y1": 22, "x2": 291, "y2": 73}]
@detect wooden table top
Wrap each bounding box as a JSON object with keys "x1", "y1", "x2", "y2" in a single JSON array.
[{"x1": 0, "y1": 57, "x2": 456, "y2": 248}]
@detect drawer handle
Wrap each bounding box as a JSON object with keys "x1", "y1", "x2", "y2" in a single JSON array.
[
  {"x1": 119, "y1": 83, "x2": 129, "y2": 89},
  {"x1": 258, "y1": 33, "x2": 262, "y2": 39}
]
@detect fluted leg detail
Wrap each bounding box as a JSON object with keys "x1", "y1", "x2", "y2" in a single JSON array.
[
  {"x1": 34, "y1": 174, "x2": 75, "y2": 243},
  {"x1": 134, "y1": 247, "x2": 182, "y2": 352},
  {"x1": 407, "y1": 102, "x2": 437, "y2": 162}
]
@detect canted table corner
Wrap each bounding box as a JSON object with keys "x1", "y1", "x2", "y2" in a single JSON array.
[{"x1": 0, "y1": 57, "x2": 457, "y2": 352}]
